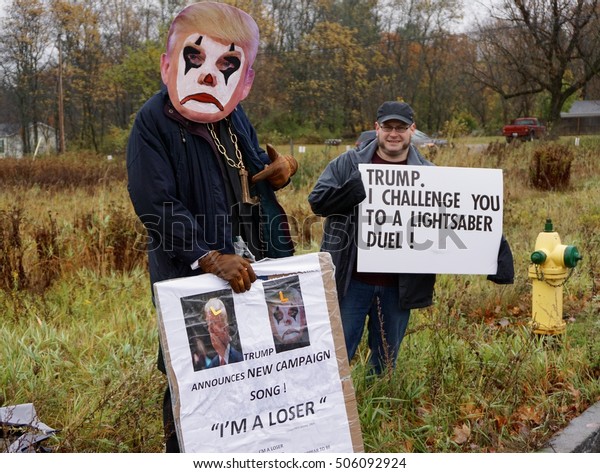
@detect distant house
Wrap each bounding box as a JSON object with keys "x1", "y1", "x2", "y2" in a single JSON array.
[
  {"x1": 558, "y1": 100, "x2": 600, "y2": 135},
  {"x1": 0, "y1": 122, "x2": 58, "y2": 158}
]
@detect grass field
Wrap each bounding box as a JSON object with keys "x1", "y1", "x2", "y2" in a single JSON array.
[{"x1": 1, "y1": 137, "x2": 598, "y2": 452}]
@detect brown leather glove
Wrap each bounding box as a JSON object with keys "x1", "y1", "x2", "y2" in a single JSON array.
[
  {"x1": 199, "y1": 251, "x2": 257, "y2": 293},
  {"x1": 251, "y1": 144, "x2": 298, "y2": 190}
]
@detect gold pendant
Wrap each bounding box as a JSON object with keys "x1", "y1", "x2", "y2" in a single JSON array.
[{"x1": 239, "y1": 169, "x2": 259, "y2": 205}]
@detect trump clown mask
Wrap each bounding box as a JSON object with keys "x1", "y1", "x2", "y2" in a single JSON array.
[{"x1": 160, "y1": 2, "x2": 259, "y2": 123}]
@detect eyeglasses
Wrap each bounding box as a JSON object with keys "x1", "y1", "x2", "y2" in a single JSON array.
[{"x1": 379, "y1": 123, "x2": 411, "y2": 133}]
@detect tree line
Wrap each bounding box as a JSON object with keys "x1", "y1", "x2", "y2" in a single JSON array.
[{"x1": 1, "y1": 0, "x2": 599, "y2": 154}]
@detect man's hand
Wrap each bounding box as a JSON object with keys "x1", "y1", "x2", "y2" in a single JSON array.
[
  {"x1": 199, "y1": 251, "x2": 257, "y2": 293},
  {"x1": 251, "y1": 144, "x2": 298, "y2": 189}
]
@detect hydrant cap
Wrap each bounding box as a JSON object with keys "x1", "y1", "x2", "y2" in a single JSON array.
[
  {"x1": 531, "y1": 250, "x2": 546, "y2": 265},
  {"x1": 544, "y1": 218, "x2": 554, "y2": 232},
  {"x1": 564, "y1": 246, "x2": 582, "y2": 268}
]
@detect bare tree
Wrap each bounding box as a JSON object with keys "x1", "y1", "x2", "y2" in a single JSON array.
[
  {"x1": 471, "y1": 0, "x2": 600, "y2": 130},
  {"x1": 0, "y1": 0, "x2": 54, "y2": 153},
  {"x1": 263, "y1": 0, "x2": 332, "y2": 52}
]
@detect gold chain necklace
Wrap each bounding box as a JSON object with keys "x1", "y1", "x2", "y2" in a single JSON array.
[{"x1": 207, "y1": 121, "x2": 258, "y2": 205}]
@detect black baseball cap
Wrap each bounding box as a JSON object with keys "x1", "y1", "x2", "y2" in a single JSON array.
[{"x1": 377, "y1": 101, "x2": 414, "y2": 125}]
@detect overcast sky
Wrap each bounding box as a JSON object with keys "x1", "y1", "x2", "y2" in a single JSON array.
[{"x1": 456, "y1": 0, "x2": 498, "y2": 33}]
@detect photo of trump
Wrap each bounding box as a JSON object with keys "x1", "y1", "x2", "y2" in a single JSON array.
[{"x1": 181, "y1": 289, "x2": 243, "y2": 371}]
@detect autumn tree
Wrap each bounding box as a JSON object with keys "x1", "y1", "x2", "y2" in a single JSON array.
[
  {"x1": 368, "y1": 0, "x2": 463, "y2": 132},
  {"x1": 407, "y1": 0, "x2": 463, "y2": 132},
  {"x1": 331, "y1": 0, "x2": 380, "y2": 47},
  {"x1": 4, "y1": 0, "x2": 572, "y2": 149},
  {"x1": 50, "y1": 1, "x2": 105, "y2": 150},
  {"x1": 288, "y1": 21, "x2": 369, "y2": 134},
  {"x1": 51, "y1": 0, "x2": 170, "y2": 150}
]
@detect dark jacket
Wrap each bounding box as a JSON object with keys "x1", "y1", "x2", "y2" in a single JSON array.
[
  {"x1": 127, "y1": 89, "x2": 294, "y2": 288},
  {"x1": 308, "y1": 139, "x2": 514, "y2": 310},
  {"x1": 128, "y1": 90, "x2": 295, "y2": 374},
  {"x1": 308, "y1": 140, "x2": 437, "y2": 310}
]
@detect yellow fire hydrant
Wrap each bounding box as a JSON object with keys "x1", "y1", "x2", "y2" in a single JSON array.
[{"x1": 528, "y1": 218, "x2": 582, "y2": 335}]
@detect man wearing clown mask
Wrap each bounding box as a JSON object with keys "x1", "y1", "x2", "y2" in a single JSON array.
[{"x1": 126, "y1": 2, "x2": 296, "y2": 452}]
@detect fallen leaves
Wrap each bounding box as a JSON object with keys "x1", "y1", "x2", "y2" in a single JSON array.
[{"x1": 452, "y1": 423, "x2": 471, "y2": 444}]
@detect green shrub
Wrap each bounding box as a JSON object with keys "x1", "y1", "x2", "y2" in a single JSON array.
[
  {"x1": 102, "y1": 125, "x2": 131, "y2": 154},
  {"x1": 441, "y1": 116, "x2": 471, "y2": 141}
]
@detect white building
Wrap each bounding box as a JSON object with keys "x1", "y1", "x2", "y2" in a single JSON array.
[{"x1": 0, "y1": 122, "x2": 58, "y2": 158}]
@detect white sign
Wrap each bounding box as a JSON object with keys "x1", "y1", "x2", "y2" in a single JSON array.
[
  {"x1": 153, "y1": 253, "x2": 363, "y2": 453},
  {"x1": 357, "y1": 164, "x2": 503, "y2": 274}
]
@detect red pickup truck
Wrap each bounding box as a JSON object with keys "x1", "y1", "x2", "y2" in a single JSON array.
[{"x1": 502, "y1": 117, "x2": 546, "y2": 143}]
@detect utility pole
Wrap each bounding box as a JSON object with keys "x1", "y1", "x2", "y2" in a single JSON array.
[{"x1": 58, "y1": 35, "x2": 66, "y2": 154}]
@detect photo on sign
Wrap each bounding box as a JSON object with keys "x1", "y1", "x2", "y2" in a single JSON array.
[
  {"x1": 263, "y1": 275, "x2": 310, "y2": 353},
  {"x1": 181, "y1": 289, "x2": 242, "y2": 371}
]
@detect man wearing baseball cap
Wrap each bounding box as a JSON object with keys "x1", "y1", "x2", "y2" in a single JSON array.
[
  {"x1": 309, "y1": 101, "x2": 513, "y2": 375},
  {"x1": 308, "y1": 101, "x2": 435, "y2": 374}
]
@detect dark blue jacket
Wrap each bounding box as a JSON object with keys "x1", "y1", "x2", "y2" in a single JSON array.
[
  {"x1": 127, "y1": 89, "x2": 294, "y2": 287},
  {"x1": 308, "y1": 139, "x2": 513, "y2": 310},
  {"x1": 309, "y1": 140, "x2": 437, "y2": 309}
]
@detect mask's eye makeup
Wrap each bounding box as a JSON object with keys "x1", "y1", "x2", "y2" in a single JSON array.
[
  {"x1": 183, "y1": 46, "x2": 205, "y2": 74},
  {"x1": 273, "y1": 307, "x2": 283, "y2": 324},
  {"x1": 218, "y1": 55, "x2": 240, "y2": 72},
  {"x1": 218, "y1": 44, "x2": 241, "y2": 84},
  {"x1": 288, "y1": 307, "x2": 298, "y2": 320}
]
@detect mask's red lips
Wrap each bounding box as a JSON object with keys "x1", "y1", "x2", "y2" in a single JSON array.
[
  {"x1": 181, "y1": 93, "x2": 224, "y2": 111},
  {"x1": 281, "y1": 328, "x2": 301, "y2": 340}
]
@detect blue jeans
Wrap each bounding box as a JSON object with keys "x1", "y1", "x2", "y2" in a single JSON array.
[{"x1": 339, "y1": 278, "x2": 411, "y2": 374}]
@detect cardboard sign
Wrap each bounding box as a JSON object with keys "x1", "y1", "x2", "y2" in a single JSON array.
[
  {"x1": 153, "y1": 253, "x2": 363, "y2": 453},
  {"x1": 357, "y1": 164, "x2": 503, "y2": 274}
]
